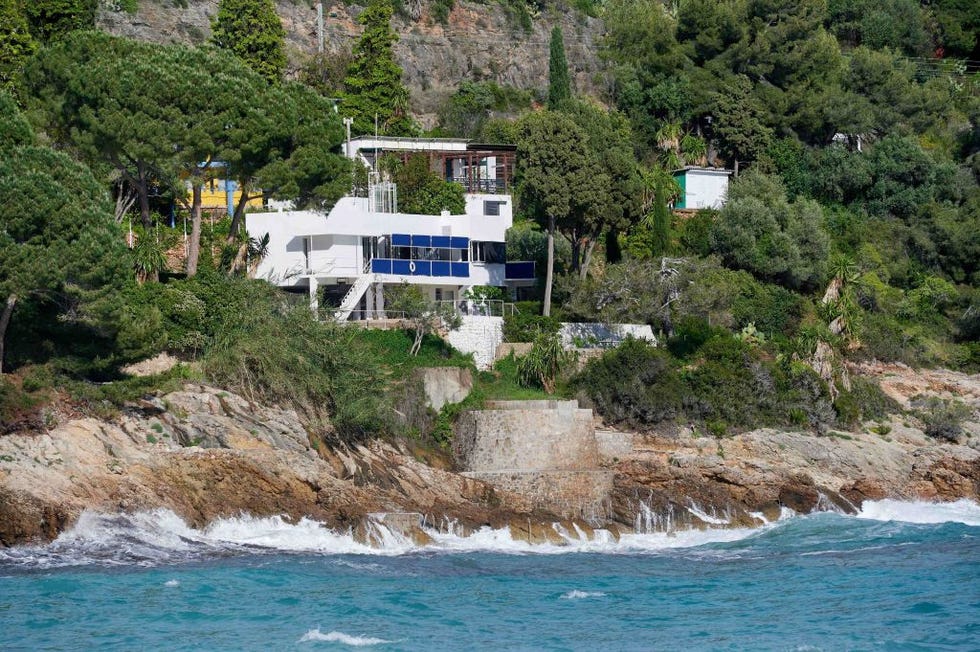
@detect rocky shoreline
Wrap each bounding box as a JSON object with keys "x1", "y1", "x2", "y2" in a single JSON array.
[{"x1": 1, "y1": 365, "x2": 978, "y2": 548}]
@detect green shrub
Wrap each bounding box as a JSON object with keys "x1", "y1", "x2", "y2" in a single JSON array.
[
  {"x1": 573, "y1": 338, "x2": 683, "y2": 430},
  {"x1": 203, "y1": 306, "x2": 390, "y2": 441},
  {"x1": 503, "y1": 312, "x2": 560, "y2": 343},
  {"x1": 914, "y1": 396, "x2": 972, "y2": 442},
  {"x1": 667, "y1": 316, "x2": 729, "y2": 359},
  {"x1": 834, "y1": 376, "x2": 899, "y2": 426}
]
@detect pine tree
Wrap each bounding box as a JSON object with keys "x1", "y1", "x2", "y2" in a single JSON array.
[
  {"x1": 343, "y1": 0, "x2": 415, "y2": 136},
  {"x1": 211, "y1": 0, "x2": 286, "y2": 84},
  {"x1": 547, "y1": 26, "x2": 571, "y2": 109},
  {"x1": 0, "y1": 0, "x2": 35, "y2": 89}
]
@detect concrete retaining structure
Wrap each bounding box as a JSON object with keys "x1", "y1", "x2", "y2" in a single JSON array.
[
  {"x1": 446, "y1": 315, "x2": 503, "y2": 370},
  {"x1": 454, "y1": 400, "x2": 613, "y2": 520},
  {"x1": 454, "y1": 400, "x2": 597, "y2": 472}
]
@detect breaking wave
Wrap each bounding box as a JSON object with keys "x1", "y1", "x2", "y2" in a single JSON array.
[
  {"x1": 299, "y1": 629, "x2": 391, "y2": 646},
  {"x1": 0, "y1": 499, "x2": 975, "y2": 569}
]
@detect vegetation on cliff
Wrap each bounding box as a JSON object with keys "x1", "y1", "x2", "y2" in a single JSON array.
[{"x1": 0, "y1": 0, "x2": 978, "y2": 446}]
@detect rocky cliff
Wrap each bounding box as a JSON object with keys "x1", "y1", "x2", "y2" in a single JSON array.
[
  {"x1": 96, "y1": 0, "x2": 605, "y2": 126},
  {"x1": 1, "y1": 363, "x2": 978, "y2": 548}
]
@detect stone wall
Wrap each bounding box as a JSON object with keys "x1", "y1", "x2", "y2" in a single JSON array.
[
  {"x1": 454, "y1": 399, "x2": 613, "y2": 520},
  {"x1": 463, "y1": 470, "x2": 614, "y2": 520},
  {"x1": 446, "y1": 315, "x2": 503, "y2": 371},
  {"x1": 454, "y1": 400, "x2": 597, "y2": 472}
]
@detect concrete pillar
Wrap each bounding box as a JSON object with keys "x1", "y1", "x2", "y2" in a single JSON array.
[
  {"x1": 365, "y1": 283, "x2": 376, "y2": 319},
  {"x1": 375, "y1": 283, "x2": 385, "y2": 318}
]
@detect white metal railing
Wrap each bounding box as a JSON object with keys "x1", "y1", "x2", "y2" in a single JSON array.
[
  {"x1": 333, "y1": 275, "x2": 374, "y2": 322},
  {"x1": 433, "y1": 299, "x2": 518, "y2": 317}
]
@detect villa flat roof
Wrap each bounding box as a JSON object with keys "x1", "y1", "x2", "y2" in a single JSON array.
[{"x1": 672, "y1": 166, "x2": 733, "y2": 175}]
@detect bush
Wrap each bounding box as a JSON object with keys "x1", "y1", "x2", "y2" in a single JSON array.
[
  {"x1": 503, "y1": 312, "x2": 560, "y2": 342},
  {"x1": 667, "y1": 315, "x2": 730, "y2": 359},
  {"x1": 573, "y1": 338, "x2": 683, "y2": 430},
  {"x1": 578, "y1": 334, "x2": 837, "y2": 432},
  {"x1": 202, "y1": 303, "x2": 391, "y2": 441},
  {"x1": 914, "y1": 396, "x2": 973, "y2": 442},
  {"x1": 833, "y1": 377, "x2": 900, "y2": 426}
]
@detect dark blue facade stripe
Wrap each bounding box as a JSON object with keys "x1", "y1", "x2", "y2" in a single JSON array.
[
  {"x1": 391, "y1": 234, "x2": 411, "y2": 246},
  {"x1": 411, "y1": 234, "x2": 431, "y2": 247},
  {"x1": 451, "y1": 262, "x2": 469, "y2": 277},
  {"x1": 450, "y1": 237, "x2": 469, "y2": 249},
  {"x1": 431, "y1": 261, "x2": 451, "y2": 276},
  {"x1": 431, "y1": 236, "x2": 451, "y2": 248}
]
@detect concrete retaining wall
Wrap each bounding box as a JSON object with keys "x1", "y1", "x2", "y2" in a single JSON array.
[
  {"x1": 559, "y1": 322, "x2": 656, "y2": 348},
  {"x1": 454, "y1": 400, "x2": 597, "y2": 472},
  {"x1": 446, "y1": 315, "x2": 503, "y2": 371}
]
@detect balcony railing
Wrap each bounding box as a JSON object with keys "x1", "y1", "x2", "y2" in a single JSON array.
[
  {"x1": 448, "y1": 177, "x2": 509, "y2": 194},
  {"x1": 370, "y1": 258, "x2": 469, "y2": 277}
]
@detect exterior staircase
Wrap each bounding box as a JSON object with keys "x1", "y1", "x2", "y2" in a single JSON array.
[{"x1": 333, "y1": 274, "x2": 374, "y2": 322}]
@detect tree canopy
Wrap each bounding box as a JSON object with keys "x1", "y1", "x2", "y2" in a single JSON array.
[
  {"x1": 211, "y1": 0, "x2": 286, "y2": 84},
  {"x1": 343, "y1": 0, "x2": 415, "y2": 136},
  {"x1": 0, "y1": 95, "x2": 129, "y2": 373}
]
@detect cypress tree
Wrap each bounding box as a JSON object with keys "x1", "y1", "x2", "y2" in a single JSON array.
[
  {"x1": 211, "y1": 0, "x2": 287, "y2": 84},
  {"x1": 547, "y1": 26, "x2": 571, "y2": 109},
  {"x1": 343, "y1": 0, "x2": 415, "y2": 136}
]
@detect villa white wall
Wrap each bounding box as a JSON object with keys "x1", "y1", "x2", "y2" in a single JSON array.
[
  {"x1": 247, "y1": 194, "x2": 512, "y2": 286},
  {"x1": 684, "y1": 171, "x2": 730, "y2": 210}
]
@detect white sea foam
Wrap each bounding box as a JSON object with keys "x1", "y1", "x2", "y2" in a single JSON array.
[
  {"x1": 4, "y1": 499, "x2": 975, "y2": 567},
  {"x1": 299, "y1": 628, "x2": 390, "y2": 646},
  {"x1": 561, "y1": 590, "x2": 606, "y2": 599},
  {"x1": 856, "y1": 499, "x2": 980, "y2": 526},
  {"x1": 164, "y1": 579, "x2": 180, "y2": 587}
]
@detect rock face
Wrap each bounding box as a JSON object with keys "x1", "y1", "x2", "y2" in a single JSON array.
[
  {"x1": 0, "y1": 385, "x2": 552, "y2": 546},
  {"x1": 417, "y1": 367, "x2": 472, "y2": 412},
  {"x1": 96, "y1": 0, "x2": 606, "y2": 127},
  {"x1": 1, "y1": 368, "x2": 978, "y2": 547}
]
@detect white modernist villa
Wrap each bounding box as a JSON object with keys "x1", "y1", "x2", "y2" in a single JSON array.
[{"x1": 246, "y1": 137, "x2": 535, "y2": 320}]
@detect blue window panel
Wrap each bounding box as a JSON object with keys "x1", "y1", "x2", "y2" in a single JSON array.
[
  {"x1": 392, "y1": 259, "x2": 412, "y2": 275},
  {"x1": 371, "y1": 258, "x2": 392, "y2": 274},
  {"x1": 415, "y1": 260, "x2": 432, "y2": 276},
  {"x1": 451, "y1": 262, "x2": 469, "y2": 277},
  {"x1": 450, "y1": 236, "x2": 469, "y2": 249},
  {"x1": 411, "y1": 234, "x2": 431, "y2": 248},
  {"x1": 431, "y1": 261, "x2": 451, "y2": 276},
  {"x1": 505, "y1": 261, "x2": 535, "y2": 280},
  {"x1": 431, "y1": 236, "x2": 451, "y2": 248},
  {"x1": 391, "y1": 234, "x2": 411, "y2": 246}
]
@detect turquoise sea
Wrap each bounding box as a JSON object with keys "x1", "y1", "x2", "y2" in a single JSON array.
[{"x1": 1, "y1": 499, "x2": 978, "y2": 651}]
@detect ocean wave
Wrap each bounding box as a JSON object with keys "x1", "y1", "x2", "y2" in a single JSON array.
[
  {"x1": 0, "y1": 499, "x2": 976, "y2": 568},
  {"x1": 856, "y1": 499, "x2": 980, "y2": 526},
  {"x1": 561, "y1": 590, "x2": 606, "y2": 599},
  {"x1": 299, "y1": 628, "x2": 391, "y2": 646}
]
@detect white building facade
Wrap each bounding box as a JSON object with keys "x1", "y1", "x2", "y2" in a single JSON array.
[
  {"x1": 247, "y1": 137, "x2": 534, "y2": 320},
  {"x1": 671, "y1": 166, "x2": 733, "y2": 210}
]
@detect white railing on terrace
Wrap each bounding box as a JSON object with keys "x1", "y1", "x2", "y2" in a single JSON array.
[{"x1": 331, "y1": 300, "x2": 518, "y2": 323}]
